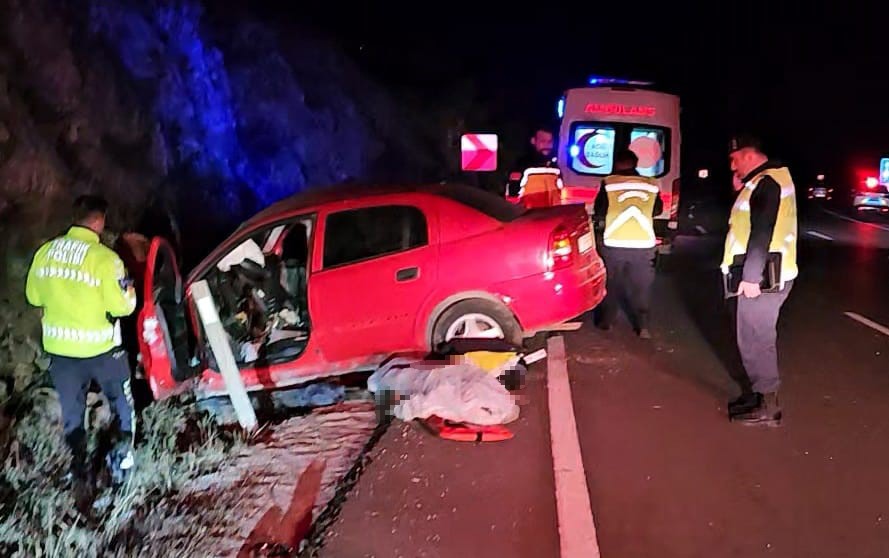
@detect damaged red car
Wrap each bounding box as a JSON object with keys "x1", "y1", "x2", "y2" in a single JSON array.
[{"x1": 136, "y1": 183, "x2": 606, "y2": 402}]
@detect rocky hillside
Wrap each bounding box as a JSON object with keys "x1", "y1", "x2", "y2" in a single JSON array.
[{"x1": 0, "y1": 0, "x2": 441, "y2": 394}]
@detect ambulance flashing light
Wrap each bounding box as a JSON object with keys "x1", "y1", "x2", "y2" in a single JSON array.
[{"x1": 587, "y1": 76, "x2": 653, "y2": 87}]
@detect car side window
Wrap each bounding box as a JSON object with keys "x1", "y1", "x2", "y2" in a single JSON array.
[{"x1": 323, "y1": 205, "x2": 428, "y2": 268}]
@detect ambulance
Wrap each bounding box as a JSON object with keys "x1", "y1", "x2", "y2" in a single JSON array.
[{"x1": 556, "y1": 77, "x2": 681, "y2": 248}]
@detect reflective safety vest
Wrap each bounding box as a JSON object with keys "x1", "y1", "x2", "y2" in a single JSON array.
[
  {"x1": 519, "y1": 167, "x2": 563, "y2": 209},
  {"x1": 601, "y1": 175, "x2": 659, "y2": 248},
  {"x1": 26, "y1": 226, "x2": 137, "y2": 358},
  {"x1": 721, "y1": 167, "x2": 798, "y2": 283}
]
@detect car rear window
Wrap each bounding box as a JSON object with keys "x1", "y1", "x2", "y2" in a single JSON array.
[{"x1": 431, "y1": 183, "x2": 526, "y2": 222}]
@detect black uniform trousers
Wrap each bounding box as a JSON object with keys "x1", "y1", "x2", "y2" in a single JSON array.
[{"x1": 598, "y1": 246, "x2": 657, "y2": 330}]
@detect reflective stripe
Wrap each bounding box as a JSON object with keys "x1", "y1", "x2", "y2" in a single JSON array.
[
  {"x1": 113, "y1": 321, "x2": 122, "y2": 347},
  {"x1": 520, "y1": 167, "x2": 561, "y2": 185},
  {"x1": 617, "y1": 191, "x2": 651, "y2": 203},
  {"x1": 35, "y1": 266, "x2": 100, "y2": 287},
  {"x1": 519, "y1": 168, "x2": 563, "y2": 198},
  {"x1": 42, "y1": 324, "x2": 115, "y2": 344},
  {"x1": 603, "y1": 206, "x2": 657, "y2": 248},
  {"x1": 604, "y1": 238, "x2": 658, "y2": 248},
  {"x1": 604, "y1": 182, "x2": 660, "y2": 194}
]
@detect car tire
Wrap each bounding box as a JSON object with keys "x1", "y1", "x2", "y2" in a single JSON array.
[{"x1": 431, "y1": 299, "x2": 522, "y2": 349}]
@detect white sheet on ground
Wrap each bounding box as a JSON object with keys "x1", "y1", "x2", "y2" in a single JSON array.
[{"x1": 367, "y1": 358, "x2": 519, "y2": 425}]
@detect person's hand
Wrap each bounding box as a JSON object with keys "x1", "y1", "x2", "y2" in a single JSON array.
[{"x1": 738, "y1": 281, "x2": 761, "y2": 298}]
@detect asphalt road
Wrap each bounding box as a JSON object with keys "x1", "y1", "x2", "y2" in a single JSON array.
[
  {"x1": 320, "y1": 207, "x2": 889, "y2": 558},
  {"x1": 570, "y1": 207, "x2": 889, "y2": 557}
]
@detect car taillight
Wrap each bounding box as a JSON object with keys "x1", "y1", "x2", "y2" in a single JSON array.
[
  {"x1": 866, "y1": 177, "x2": 878, "y2": 189},
  {"x1": 548, "y1": 226, "x2": 575, "y2": 270}
]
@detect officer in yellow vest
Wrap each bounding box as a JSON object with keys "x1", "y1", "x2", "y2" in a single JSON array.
[
  {"x1": 593, "y1": 149, "x2": 663, "y2": 338},
  {"x1": 723, "y1": 136, "x2": 797, "y2": 426},
  {"x1": 26, "y1": 195, "x2": 138, "y2": 482}
]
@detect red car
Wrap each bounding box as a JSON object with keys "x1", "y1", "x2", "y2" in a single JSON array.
[{"x1": 137, "y1": 183, "x2": 606, "y2": 401}]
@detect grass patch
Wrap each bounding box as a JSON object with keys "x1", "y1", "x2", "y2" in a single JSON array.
[{"x1": 0, "y1": 389, "x2": 243, "y2": 557}]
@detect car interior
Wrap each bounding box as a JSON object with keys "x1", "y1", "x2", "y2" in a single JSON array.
[
  {"x1": 149, "y1": 218, "x2": 313, "y2": 379},
  {"x1": 202, "y1": 220, "x2": 313, "y2": 369}
]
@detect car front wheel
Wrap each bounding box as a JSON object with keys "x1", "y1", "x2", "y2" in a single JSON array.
[{"x1": 432, "y1": 299, "x2": 521, "y2": 349}]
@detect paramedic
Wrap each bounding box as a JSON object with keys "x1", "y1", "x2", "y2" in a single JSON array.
[
  {"x1": 506, "y1": 126, "x2": 558, "y2": 198},
  {"x1": 594, "y1": 149, "x2": 662, "y2": 339}
]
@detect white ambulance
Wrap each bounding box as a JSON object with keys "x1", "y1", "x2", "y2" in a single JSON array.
[{"x1": 556, "y1": 78, "x2": 681, "y2": 247}]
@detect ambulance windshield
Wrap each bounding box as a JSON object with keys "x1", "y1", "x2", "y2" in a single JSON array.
[
  {"x1": 568, "y1": 122, "x2": 670, "y2": 178},
  {"x1": 629, "y1": 126, "x2": 668, "y2": 178}
]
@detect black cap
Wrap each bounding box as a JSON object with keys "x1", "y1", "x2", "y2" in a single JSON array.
[{"x1": 728, "y1": 134, "x2": 763, "y2": 154}]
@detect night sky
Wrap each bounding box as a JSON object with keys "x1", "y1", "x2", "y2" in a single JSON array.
[{"x1": 252, "y1": 1, "x2": 889, "y2": 189}]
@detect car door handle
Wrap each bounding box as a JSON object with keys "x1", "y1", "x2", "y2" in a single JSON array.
[{"x1": 396, "y1": 267, "x2": 419, "y2": 282}]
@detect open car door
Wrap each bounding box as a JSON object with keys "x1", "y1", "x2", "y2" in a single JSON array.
[{"x1": 137, "y1": 237, "x2": 194, "y2": 400}]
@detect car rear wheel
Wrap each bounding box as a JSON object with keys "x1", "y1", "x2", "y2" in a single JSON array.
[{"x1": 432, "y1": 299, "x2": 521, "y2": 349}]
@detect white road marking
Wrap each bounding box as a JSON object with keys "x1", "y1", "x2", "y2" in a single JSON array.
[
  {"x1": 823, "y1": 209, "x2": 889, "y2": 233},
  {"x1": 695, "y1": 225, "x2": 708, "y2": 235},
  {"x1": 546, "y1": 335, "x2": 600, "y2": 558},
  {"x1": 806, "y1": 230, "x2": 834, "y2": 241},
  {"x1": 844, "y1": 312, "x2": 889, "y2": 338}
]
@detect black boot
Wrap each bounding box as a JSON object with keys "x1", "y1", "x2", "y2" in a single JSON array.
[
  {"x1": 727, "y1": 392, "x2": 762, "y2": 418},
  {"x1": 63, "y1": 428, "x2": 95, "y2": 513},
  {"x1": 63, "y1": 428, "x2": 89, "y2": 482},
  {"x1": 733, "y1": 392, "x2": 782, "y2": 426},
  {"x1": 635, "y1": 311, "x2": 651, "y2": 339}
]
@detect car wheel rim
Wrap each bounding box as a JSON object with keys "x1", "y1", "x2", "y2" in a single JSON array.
[{"x1": 445, "y1": 313, "x2": 504, "y2": 341}]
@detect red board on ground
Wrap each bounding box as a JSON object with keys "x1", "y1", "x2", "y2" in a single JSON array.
[{"x1": 461, "y1": 133, "x2": 498, "y2": 171}]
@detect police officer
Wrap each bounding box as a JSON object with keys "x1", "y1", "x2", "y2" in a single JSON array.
[
  {"x1": 723, "y1": 136, "x2": 797, "y2": 426},
  {"x1": 26, "y1": 195, "x2": 138, "y2": 481},
  {"x1": 594, "y1": 149, "x2": 663, "y2": 339}
]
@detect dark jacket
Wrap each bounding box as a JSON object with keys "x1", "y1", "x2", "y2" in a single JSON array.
[{"x1": 739, "y1": 160, "x2": 783, "y2": 283}]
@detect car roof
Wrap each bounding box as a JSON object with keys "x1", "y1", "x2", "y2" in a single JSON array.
[{"x1": 240, "y1": 182, "x2": 486, "y2": 228}]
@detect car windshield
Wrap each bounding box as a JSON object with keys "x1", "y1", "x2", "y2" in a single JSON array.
[{"x1": 431, "y1": 183, "x2": 526, "y2": 222}]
